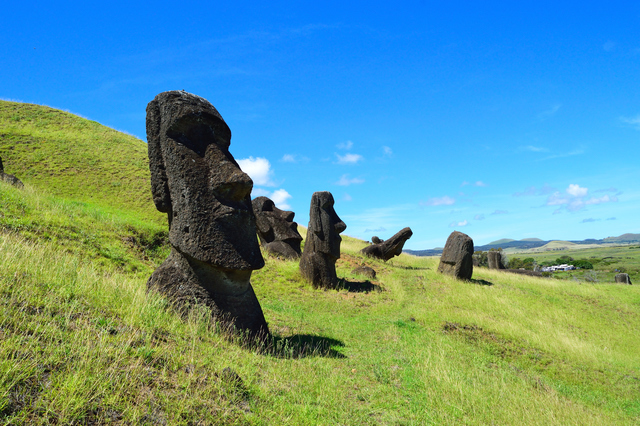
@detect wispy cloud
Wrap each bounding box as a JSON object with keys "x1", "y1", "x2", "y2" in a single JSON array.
[
  {"x1": 538, "y1": 104, "x2": 561, "y2": 119},
  {"x1": 513, "y1": 184, "x2": 556, "y2": 197},
  {"x1": 364, "y1": 227, "x2": 386, "y2": 233},
  {"x1": 521, "y1": 145, "x2": 548, "y2": 153},
  {"x1": 607, "y1": 217, "x2": 617, "y2": 221},
  {"x1": 581, "y1": 218, "x2": 599, "y2": 223},
  {"x1": 382, "y1": 146, "x2": 393, "y2": 157},
  {"x1": 421, "y1": 196, "x2": 455, "y2": 206},
  {"x1": 335, "y1": 174, "x2": 365, "y2": 186},
  {"x1": 545, "y1": 184, "x2": 618, "y2": 213},
  {"x1": 237, "y1": 156, "x2": 276, "y2": 186},
  {"x1": 491, "y1": 210, "x2": 508, "y2": 215},
  {"x1": 335, "y1": 153, "x2": 363, "y2": 165},
  {"x1": 474, "y1": 214, "x2": 485, "y2": 221},
  {"x1": 449, "y1": 220, "x2": 468, "y2": 228},
  {"x1": 537, "y1": 148, "x2": 585, "y2": 161},
  {"x1": 252, "y1": 188, "x2": 292, "y2": 210},
  {"x1": 620, "y1": 114, "x2": 640, "y2": 130},
  {"x1": 337, "y1": 140, "x2": 353, "y2": 150},
  {"x1": 603, "y1": 41, "x2": 616, "y2": 52},
  {"x1": 462, "y1": 180, "x2": 487, "y2": 187},
  {"x1": 343, "y1": 193, "x2": 353, "y2": 202}
]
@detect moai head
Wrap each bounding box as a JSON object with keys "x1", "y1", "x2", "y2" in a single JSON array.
[
  {"x1": 146, "y1": 91, "x2": 264, "y2": 271},
  {"x1": 252, "y1": 196, "x2": 303, "y2": 258},
  {"x1": 307, "y1": 191, "x2": 346, "y2": 259}
]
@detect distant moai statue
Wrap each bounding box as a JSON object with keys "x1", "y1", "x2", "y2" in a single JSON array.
[
  {"x1": 146, "y1": 90, "x2": 268, "y2": 339},
  {"x1": 252, "y1": 196, "x2": 303, "y2": 259},
  {"x1": 0, "y1": 156, "x2": 24, "y2": 188},
  {"x1": 361, "y1": 227, "x2": 413, "y2": 261},
  {"x1": 437, "y1": 231, "x2": 474, "y2": 280},
  {"x1": 487, "y1": 250, "x2": 506, "y2": 269},
  {"x1": 615, "y1": 273, "x2": 632, "y2": 285},
  {"x1": 299, "y1": 191, "x2": 346, "y2": 289}
]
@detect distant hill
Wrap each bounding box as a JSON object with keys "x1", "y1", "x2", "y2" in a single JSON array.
[
  {"x1": 405, "y1": 234, "x2": 640, "y2": 257},
  {"x1": 0, "y1": 100, "x2": 163, "y2": 223}
]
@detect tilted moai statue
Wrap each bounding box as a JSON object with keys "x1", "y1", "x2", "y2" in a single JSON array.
[
  {"x1": 361, "y1": 227, "x2": 413, "y2": 261},
  {"x1": 615, "y1": 273, "x2": 632, "y2": 285},
  {"x1": 437, "y1": 231, "x2": 474, "y2": 280},
  {"x1": 299, "y1": 191, "x2": 346, "y2": 289},
  {"x1": 0, "y1": 156, "x2": 24, "y2": 189},
  {"x1": 252, "y1": 196, "x2": 303, "y2": 259},
  {"x1": 146, "y1": 90, "x2": 268, "y2": 339},
  {"x1": 487, "y1": 251, "x2": 506, "y2": 269}
]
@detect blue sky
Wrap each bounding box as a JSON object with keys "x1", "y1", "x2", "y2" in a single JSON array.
[{"x1": 2, "y1": 1, "x2": 639, "y2": 249}]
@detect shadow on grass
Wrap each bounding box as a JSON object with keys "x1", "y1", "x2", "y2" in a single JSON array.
[
  {"x1": 392, "y1": 265, "x2": 431, "y2": 271},
  {"x1": 470, "y1": 278, "x2": 493, "y2": 286},
  {"x1": 265, "y1": 334, "x2": 346, "y2": 359},
  {"x1": 337, "y1": 278, "x2": 381, "y2": 293}
]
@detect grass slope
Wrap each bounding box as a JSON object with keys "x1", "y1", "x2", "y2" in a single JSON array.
[
  {"x1": 1, "y1": 105, "x2": 639, "y2": 424},
  {"x1": 0, "y1": 100, "x2": 163, "y2": 223}
]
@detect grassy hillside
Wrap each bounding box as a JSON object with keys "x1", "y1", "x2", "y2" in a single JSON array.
[
  {"x1": 0, "y1": 100, "x2": 163, "y2": 223},
  {"x1": 1, "y1": 104, "x2": 640, "y2": 424}
]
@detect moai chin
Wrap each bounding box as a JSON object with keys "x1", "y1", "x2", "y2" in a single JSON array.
[
  {"x1": 299, "y1": 191, "x2": 346, "y2": 289},
  {"x1": 146, "y1": 90, "x2": 268, "y2": 339},
  {"x1": 252, "y1": 196, "x2": 303, "y2": 259}
]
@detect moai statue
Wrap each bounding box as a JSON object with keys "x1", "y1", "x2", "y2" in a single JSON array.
[
  {"x1": 487, "y1": 251, "x2": 506, "y2": 269},
  {"x1": 299, "y1": 191, "x2": 346, "y2": 289},
  {"x1": 0, "y1": 156, "x2": 24, "y2": 189},
  {"x1": 146, "y1": 90, "x2": 268, "y2": 339},
  {"x1": 437, "y1": 231, "x2": 474, "y2": 280},
  {"x1": 615, "y1": 273, "x2": 632, "y2": 285},
  {"x1": 252, "y1": 196, "x2": 303, "y2": 259},
  {"x1": 361, "y1": 227, "x2": 413, "y2": 261}
]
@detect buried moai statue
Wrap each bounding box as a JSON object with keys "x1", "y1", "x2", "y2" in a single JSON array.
[
  {"x1": 361, "y1": 227, "x2": 413, "y2": 261},
  {"x1": 437, "y1": 231, "x2": 474, "y2": 280},
  {"x1": 146, "y1": 90, "x2": 269, "y2": 339},
  {"x1": 615, "y1": 273, "x2": 632, "y2": 285},
  {"x1": 0, "y1": 156, "x2": 24, "y2": 189},
  {"x1": 299, "y1": 191, "x2": 347, "y2": 289},
  {"x1": 252, "y1": 196, "x2": 303, "y2": 259},
  {"x1": 487, "y1": 251, "x2": 506, "y2": 269}
]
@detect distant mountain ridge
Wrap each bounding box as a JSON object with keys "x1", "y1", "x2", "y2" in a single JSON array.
[{"x1": 404, "y1": 234, "x2": 640, "y2": 257}]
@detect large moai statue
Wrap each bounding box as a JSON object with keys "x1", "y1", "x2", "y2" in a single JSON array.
[
  {"x1": 146, "y1": 90, "x2": 268, "y2": 339},
  {"x1": 437, "y1": 231, "x2": 474, "y2": 280},
  {"x1": 252, "y1": 196, "x2": 303, "y2": 259},
  {"x1": 299, "y1": 191, "x2": 346, "y2": 289},
  {"x1": 0, "y1": 156, "x2": 24, "y2": 189},
  {"x1": 487, "y1": 251, "x2": 506, "y2": 269},
  {"x1": 361, "y1": 227, "x2": 413, "y2": 261}
]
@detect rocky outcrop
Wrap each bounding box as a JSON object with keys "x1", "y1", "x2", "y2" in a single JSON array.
[
  {"x1": 299, "y1": 191, "x2": 346, "y2": 289},
  {"x1": 146, "y1": 90, "x2": 268, "y2": 339},
  {"x1": 615, "y1": 273, "x2": 632, "y2": 285},
  {"x1": 0, "y1": 156, "x2": 24, "y2": 189},
  {"x1": 361, "y1": 227, "x2": 413, "y2": 261},
  {"x1": 252, "y1": 196, "x2": 303, "y2": 259},
  {"x1": 437, "y1": 231, "x2": 474, "y2": 280}
]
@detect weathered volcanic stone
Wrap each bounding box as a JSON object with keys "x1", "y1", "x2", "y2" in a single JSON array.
[
  {"x1": 299, "y1": 191, "x2": 346, "y2": 289},
  {"x1": 351, "y1": 265, "x2": 376, "y2": 279},
  {"x1": 371, "y1": 236, "x2": 383, "y2": 244},
  {"x1": 361, "y1": 227, "x2": 413, "y2": 261},
  {"x1": 146, "y1": 90, "x2": 268, "y2": 339},
  {"x1": 252, "y1": 196, "x2": 303, "y2": 259},
  {"x1": 487, "y1": 251, "x2": 506, "y2": 269},
  {"x1": 0, "y1": 156, "x2": 24, "y2": 189},
  {"x1": 615, "y1": 273, "x2": 632, "y2": 285},
  {"x1": 437, "y1": 231, "x2": 474, "y2": 280}
]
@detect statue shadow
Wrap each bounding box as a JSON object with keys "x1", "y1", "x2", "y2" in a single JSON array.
[
  {"x1": 337, "y1": 278, "x2": 381, "y2": 293},
  {"x1": 470, "y1": 278, "x2": 493, "y2": 286},
  {"x1": 392, "y1": 265, "x2": 431, "y2": 271},
  {"x1": 264, "y1": 334, "x2": 346, "y2": 359}
]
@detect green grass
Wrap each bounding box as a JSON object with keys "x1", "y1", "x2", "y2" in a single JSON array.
[{"x1": 1, "y1": 102, "x2": 639, "y2": 424}]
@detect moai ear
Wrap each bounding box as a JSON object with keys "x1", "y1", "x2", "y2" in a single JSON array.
[{"x1": 146, "y1": 98, "x2": 172, "y2": 213}]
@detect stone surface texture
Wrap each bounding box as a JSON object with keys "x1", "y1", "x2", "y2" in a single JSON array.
[
  {"x1": 252, "y1": 196, "x2": 303, "y2": 259},
  {"x1": 0, "y1": 156, "x2": 24, "y2": 189},
  {"x1": 487, "y1": 251, "x2": 506, "y2": 269},
  {"x1": 437, "y1": 231, "x2": 474, "y2": 280},
  {"x1": 615, "y1": 273, "x2": 632, "y2": 285},
  {"x1": 146, "y1": 90, "x2": 268, "y2": 338},
  {"x1": 361, "y1": 227, "x2": 413, "y2": 261},
  {"x1": 299, "y1": 191, "x2": 346, "y2": 289}
]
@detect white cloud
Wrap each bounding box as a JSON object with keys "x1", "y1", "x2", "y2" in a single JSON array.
[
  {"x1": 281, "y1": 154, "x2": 296, "y2": 163},
  {"x1": 581, "y1": 218, "x2": 599, "y2": 223},
  {"x1": 474, "y1": 214, "x2": 485, "y2": 221},
  {"x1": 538, "y1": 149, "x2": 585, "y2": 161},
  {"x1": 335, "y1": 174, "x2": 365, "y2": 186},
  {"x1": 449, "y1": 220, "x2": 468, "y2": 227},
  {"x1": 475, "y1": 181, "x2": 487, "y2": 187},
  {"x1": 343, "y1": 193, "x2": 353, "y2": 202},
  {"x1": 270, "y1": 189, "x2": 292, "y2": 210},
  {"x1": 538, "y1": 104, "x2": 561, "y2": 119},
  {"x1": 382, "y1": 146, "x2": 393, "y2": 156},
  {"x1": 491, "y1": 210, "x2": 508, "y2": 215},
  {"x1": 337, "y1": 140, "x2": 353, "y2": 150},
  {"x1": 237, "y1": 156, "x2": 275, "y2": 186},
  {"x1": 620, "y1": 114, "x2": 640, "y2": 130},
  {"x1": 522, "y1": 145, "x2": 548, "y2": 152},
  {"x1": 567, "y1": 184, "x2": 588, "y2": 198},
  {"x1": 513, "y1": 184, "x2": 555, "y2": 197},
  {"x1": 422, "y1": 196, "x2": 455, "y2": 206},
  {"x1": 461, "y1": 181, "x2": 469, "y2": 186},
  {"x1": 335, "y1": 153, "x2": 363, "y2": 165}
]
